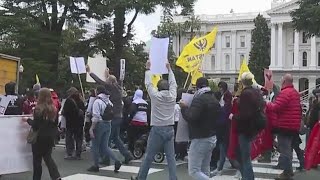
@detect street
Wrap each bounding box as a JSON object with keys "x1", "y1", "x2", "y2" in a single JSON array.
[{"x1": 2, "y1": 143, "x2": 320, "y2": 180}]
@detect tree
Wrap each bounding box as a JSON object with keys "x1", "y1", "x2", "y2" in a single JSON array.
[
  {"x1": 291, "y1": 0, "x2": 320, "y2": 37},
  {"x1": 91, "y1": 0, "x2": 197, "y2": 78},
  {"x1": 0, "y1": 0, "x2": 92, "y2": 85},
  {"x1": 248, "y1": 14, "x2": 270, "y2": 84}
]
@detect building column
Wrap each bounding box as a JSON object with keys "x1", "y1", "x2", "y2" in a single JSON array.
[
  {"x1": 270, "y1": 23, "x2": 276, "y2": 69},
  {"x1": 293, "y1": 30, "x2": 300, "y2": 69},
  {"x1": 277, "y1": 23, "x2": 283, "y2": 69},
  {"x1": 216, "y1": 31, "x2": 222, "y2": 72},
  {"x1": 231, "y1": 30, "x2": 237, "y2": 72},
  {"x1": 246, "y1": 30, "x2": 252, "y2": 60},
  {"x1": 310, "y1": 36, "x2": 317, "y2": 69},
  {"x1": 309, "y1": 76, "x2": 317, "y2": 94}
]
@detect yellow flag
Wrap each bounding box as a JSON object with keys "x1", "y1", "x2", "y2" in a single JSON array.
[
  {"x1": 151, "y1": 75, "x2": 161, "y2": 87},
  {"x1": 176, "y1": 27, "x2": 218, "y2": 73},
  {"x1": 238, "y1": 60, "x2": 256, "y2": 83},
  {"x1": 191, "y1": 64, "x2": 203, "y2": 85},
  {"x1": 35, "y1": 74, "x2": 40, "y2": 85}
]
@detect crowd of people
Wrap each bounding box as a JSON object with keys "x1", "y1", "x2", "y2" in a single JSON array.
[{"x1": 2, "y1": 60, "x2": 320, "y2": 180}]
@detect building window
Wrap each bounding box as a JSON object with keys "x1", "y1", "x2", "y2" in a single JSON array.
[
  {"x1": 303, "y1": 32, "x2": 308, "y2": 43},
  {"x1": 240, "y1": 36, "x2": 245, "y2": 47},
  {"x1": 303, "y1": 52, "x2": 307, "y2": 67},
  {"x1": 211, "y1": 55, "x2": 216, "y2": 70},
  {"x1": 226, "y1": 36, "x2": 231, "y2": 48},
  {"x1": 226, "y1": 55, "x2": 230, "y2": 70},
  {"x1": 318, "y1": 52, "x2": 320, "y2": 66}
]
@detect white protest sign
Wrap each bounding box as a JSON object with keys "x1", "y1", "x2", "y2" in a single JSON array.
[
  {"x1": 175, "y1": 93, "x2": 194, "y2": 142},
  {"x1": 0, "y1": 95, "x2": 13, "y2": 115},
  {"x1": 0, "y1": 115, "x2": 33, "y2": 174},
  {"x1": 86, "y1": 54, "x2": 107, "y2": 83},
  {"x1": 120, "y1": 58, "x2": 126, "y2": 81},
  {"x1": 70, "y1": 57, "x2": 86, "y2": 74},
  {"x1": 149, "y1": 37, "x2": 169, "y2": 74}
]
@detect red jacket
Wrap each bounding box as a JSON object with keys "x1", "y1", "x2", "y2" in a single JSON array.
[{"x1": 266, "y1": 85, "x2": 301, "y2": 132}]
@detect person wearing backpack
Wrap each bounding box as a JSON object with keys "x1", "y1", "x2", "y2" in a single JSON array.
[
  {"x1": 230, "y1": 72, "x2": 265, "y2": 180},
  {"x1": 87, "y1": 85, "x2": 122, "y2": 172},
  {"x1": 266, "y1": 74, "x2": 302, "y2": 180},
  {"x1": 180, "y1": 77, "x2": 222, "y2": 180}
]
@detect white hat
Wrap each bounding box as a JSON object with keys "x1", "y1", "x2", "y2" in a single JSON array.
[{"x1": 241, "y1": 72, "x2": 254, "y2": 81}]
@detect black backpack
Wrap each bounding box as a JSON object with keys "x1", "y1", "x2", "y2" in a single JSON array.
[{"x1": 98, "y1": 98, "x2": 114, "y2": 121}]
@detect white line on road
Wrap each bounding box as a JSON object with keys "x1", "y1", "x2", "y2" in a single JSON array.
[
  {"x1": 63, "y1": 173, "x2": 127, "y2": 180},
  {"x1": 100, "y1": 165, "x2": 163, "y2": 174}
]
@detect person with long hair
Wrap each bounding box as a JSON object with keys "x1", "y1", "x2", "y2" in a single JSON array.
[{"x1": 22, "y1": 88, "x2": 61, "y2": 180}]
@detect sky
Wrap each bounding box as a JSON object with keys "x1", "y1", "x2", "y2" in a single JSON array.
[{"x1": 130, "y1": 0, "x2": 276, "y2": 42}]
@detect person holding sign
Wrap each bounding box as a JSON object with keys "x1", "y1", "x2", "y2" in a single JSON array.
[
  {"x1": 131, "y1": 61, "x2": 177, "y2": 180},
  {"x1": 86, "y1": 65, "x2": 134, "y2": 164}
]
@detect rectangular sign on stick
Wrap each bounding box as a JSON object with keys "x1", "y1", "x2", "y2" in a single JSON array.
[
  {"x1": 70, "y1": 57, "x2": 86, "y2": 74},
  {"x1": 149, "y1": 37, "x2": 169, "y2": 74},
  {"x1": 86, "y1": 54, "x2": 107, "y2": 83},
  {"x1": 120, "y1": 59, "x2": 126, "y2": 81}
]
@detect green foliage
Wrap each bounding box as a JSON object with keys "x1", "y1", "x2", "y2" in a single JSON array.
[
  {"x1": 248, "y1": 14, "x2": 270, "y2": 85},
  {"x1": 208, "y1": 80, "x2": 219, "y2": 92},
  {"x1": 291, "y1": 0, "x2": 320, "y2": 37}
]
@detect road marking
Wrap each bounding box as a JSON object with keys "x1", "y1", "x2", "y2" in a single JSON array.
[
  {"x1": 252, "y1": 167, "x2": 284, "y2": 174},
  {"x1": 131, "y1": 159, "x2": 187, "y2": 166},
  {"x1": 63, "y1": 173, "x2": 127, "y2": 180},
  {"x1": 100, "y1": 165, "x2": 163, "y2": 174},
  {"x1": 252, "y1": 160, "x2": 300, "y2": 168}
]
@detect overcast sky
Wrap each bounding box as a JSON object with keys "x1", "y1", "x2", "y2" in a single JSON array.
[{"x1": 130, "y1": 0, "x2": 276, "y2": 42}]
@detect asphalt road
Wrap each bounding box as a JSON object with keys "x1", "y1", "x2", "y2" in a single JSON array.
[{"x1": 1, "y1": 145, "x2": 319, "y2": 180}]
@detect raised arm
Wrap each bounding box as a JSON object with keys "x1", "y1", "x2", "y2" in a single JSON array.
[
  {"x1": 144, "y1": 61, "x2": 158, "y2": 98},
  {"x1": 168, "y1": 64, "x2": 177, "y2": 99}
]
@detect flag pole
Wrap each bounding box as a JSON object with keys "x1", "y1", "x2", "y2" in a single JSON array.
[{"x1": 183, "y1": 73, "x2": 191, "y2": 89}]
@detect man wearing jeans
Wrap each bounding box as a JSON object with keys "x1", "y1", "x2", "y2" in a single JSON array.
[
  {"x1": 131, "y1": 61, "x2": 177, "y2": 180},
  {"x1": 266, "y1": 74, "x2": 301, "y2": 180},
  {"x1": 87, "y1": 65, "x2": 133, "y2": 164},
  {"x1": 180, "y1": 77, "x2": 222, "y2": 180}
]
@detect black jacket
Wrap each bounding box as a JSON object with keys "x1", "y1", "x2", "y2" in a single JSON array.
[
  {"x1": 27, "y1": 112, "x2": 58, "y2": 147},
  {"x1": 62, "y1": 97, "x2": 85, "y2": 129},
  {"x1": 181, "y1": 91, "x2": 222, "y2": 140},
  {"x1": 4, "y1": 95, "x2": 23, "y2": 115}
]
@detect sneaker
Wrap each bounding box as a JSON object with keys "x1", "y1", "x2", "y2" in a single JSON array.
[
  {"x1": 211, "y1": 169, "x2": 222, "y2": 176},
  {"x1": 131, "y1": 176, "x2": 138, "y2": 180},
  {"x1": 257, "y1": 157, "x2": 271, "y2": 163},
  {"x1": 75, "y1": 155, "x2": 82, "y2": 160},
  {"x1": 87, "y1": 166, "x2": 99, "y2": 172},
  {"x1": 296, "y1": 166, "x2": 304, "y2": 171},
  {"x1": 272, "y1": 164, "x2": 282, "y2": 169},
  {"x1": 114, "y1": 161, "x2": 122, "y2": 173}
]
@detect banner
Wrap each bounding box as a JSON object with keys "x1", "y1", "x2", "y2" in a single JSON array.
[
  {"x1": 0, "y1": 115, "x2": 32, "y2": 174},
  {"x1": 151, "y1": 75, "x2": 162, "y2": 88},
  {"x1": 191, "y1": 63, "x2": 203, "y2": 85},
  {"x1": 86, "y1": 54, "x2": 107, "y2": 83},
  {"x1": 176, "y1": 27, "x2": 218, "y2": 73}
]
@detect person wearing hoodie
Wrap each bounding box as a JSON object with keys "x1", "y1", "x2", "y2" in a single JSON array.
[
  {"x1": 4, "y1": 82, "x2": 23, "y2": 115},
  {"x1": 180, "y1": 77, "x2": 222, "y2": 180},
  {"x1": 86, "y1": 65, "x2": 133, "y2": 164},
  {"x1": 127, "y1": 89, "x2": 149, "y2": 153},
  {"x1": 87, "y1": 85, "x2": 122, "y2": 172},
  {"x1": 131, "y1": 61, "x2": 177, "y2": 180},
  {"x1": 22, "y1": 89, "x2": 37, "y2": 115},
  {"x1": 61, "y1": 87, "x2": 85, "y2": 160}
]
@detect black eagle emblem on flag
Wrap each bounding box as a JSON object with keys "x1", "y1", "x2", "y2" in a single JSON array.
[{"x1": 194, "y1": 39, "x2": 208, "y2": 52}]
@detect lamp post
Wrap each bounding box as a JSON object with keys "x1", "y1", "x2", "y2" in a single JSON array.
[{"x1": 19, "y1": 65, "x2": 24, "y2": 93}]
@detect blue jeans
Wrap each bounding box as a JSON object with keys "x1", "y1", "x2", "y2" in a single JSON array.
[
  {"x1": 278, "y1": 134, "x2": 293, "y2": 173},
  {"x1": 109, "y1": 118, "x2": 131, "y2": 159},
  {"x1": 91, "y1": 121, "x2": 119, "y2": 167},
  {"x1": 237, "y1": 134, "x2": 254, "y2": 180},
  {"x1": 217, "y1": 141, "x2": 227, "y2": 171},
  {"x1": 188, "y1": 136, "x2": 216, "y2": 180},
  {"x1": 138, "y1": 126, "x2": 177, "y2": 180}
]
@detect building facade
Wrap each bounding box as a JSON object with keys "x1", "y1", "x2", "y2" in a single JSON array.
[{"x1": 172, "y1": 0, "x2": 320, "y2": 93}]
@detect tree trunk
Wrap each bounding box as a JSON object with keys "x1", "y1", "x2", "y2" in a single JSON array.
[{"x1": 112, "y1": 7, "x2": 126, "y2": 79}]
